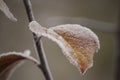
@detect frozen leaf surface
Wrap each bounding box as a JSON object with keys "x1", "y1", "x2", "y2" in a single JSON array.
[
  {"x1": 0, "y1": 0, "x2": 17, "y2": 21},
  {"x1": 0, "y1": 50, "x2": 39, "y2": 80},
  {"x1": 29, "y1": 21, "x2": 100, "y2": 74}
]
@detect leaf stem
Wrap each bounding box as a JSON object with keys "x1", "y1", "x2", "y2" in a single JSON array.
[{"x1": 23, "y1": 0, "x2": 53, "y2": 80}]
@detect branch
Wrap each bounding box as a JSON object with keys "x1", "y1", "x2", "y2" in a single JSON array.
[{"x1": 23, "y1": 0, "x2": 53, "y2": 80}]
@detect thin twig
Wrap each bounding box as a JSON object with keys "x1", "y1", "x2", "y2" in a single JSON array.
[{"x1": 23, "y1": 0, "x2": 53, "y2": 80}]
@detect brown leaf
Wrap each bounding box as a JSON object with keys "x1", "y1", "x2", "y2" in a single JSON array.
[
  {"x1": 29, "y1": 21, "x2": 100, "y2": 74},
  {"x1": 0, "y1": 50, "x2": 39, "y2": 80}
]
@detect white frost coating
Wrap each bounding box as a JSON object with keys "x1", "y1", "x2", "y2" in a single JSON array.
[
  {"x1": 23, "y1": 49, "x2": 31, "y2": 56},
  {"x1": 29, "y1": 21, "x2": 100, "y2": 74},
  {"x1": 29, "y1": 21, "x2": 47, "y2": 37},
  {"x1": 29, "y1": 21, "x2": 79, "y2": 66},
  {"x1": 0, "y1": 50, "x2": 40, "y2": 65},
  {"x1": 51, "y1": 24, "x2": 100, "y2": 74},
  {"x1": 46, "y1": 29, "x2": 79, "y2": 66},
  {"x1": 0, "y1": 0, "x2": 17, "y2": 21},
  {"x1": 51, "y1": 24, "x2": 100, "y2": 51}
]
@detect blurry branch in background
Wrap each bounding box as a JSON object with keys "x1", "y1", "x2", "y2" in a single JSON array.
[
  {"x1": 116, "y1": 9, "x2": 120, "y2": 80},
  {"x1": 46, "y1": 17, "x2": 117, "y2": 32},
  {"x1": 23, "y1": 0, "x2": 53, "y2": 80}
]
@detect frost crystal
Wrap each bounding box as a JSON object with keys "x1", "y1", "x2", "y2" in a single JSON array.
[
  {"x1": 0, "y1": 0, "x2": 17, "y2": 21},
  {"x1": 29, "y1": 21, "x2": 100, "y2": 74}
]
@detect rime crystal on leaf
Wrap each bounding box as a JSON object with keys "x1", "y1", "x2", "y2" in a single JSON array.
[
  {"x1": 0, "y1": 50, "x2": 39, "y2": 80},
  {"x1": 29, "y1": 21, "x2": 100, "y2": 74},
  {"x1": 0, "y1": 0, "x2": 17, "y2": 21}
]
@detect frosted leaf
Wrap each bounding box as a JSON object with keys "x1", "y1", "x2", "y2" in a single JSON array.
[
  {"x1": 0, "y1": 0, "x2": 17, "y2": 21},
  {"x1": 0, "y1": 50, "x2": 39, "y2": 80},
  {"x1": 29, "y1": 21, "x2": 100, "y2": 74}
]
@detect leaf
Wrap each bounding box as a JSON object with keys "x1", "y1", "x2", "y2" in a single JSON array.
[
  {"x1": 0, "y1": 50, "x2": 39, "y2": 80},
  {"x1": 0, "y1": 0, "x2": 17, "y2": 21},
  {"x1": 29, "y1": 21, "x2": 100, "y2": 74}
]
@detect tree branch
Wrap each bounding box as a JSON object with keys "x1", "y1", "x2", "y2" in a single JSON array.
[{"x1": 23, "y1": 0, "x2": 53, "y2": 80}]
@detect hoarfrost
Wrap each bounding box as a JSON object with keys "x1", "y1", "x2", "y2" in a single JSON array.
[{"x1": 29, "y1": 21, "x2": 100, "y2": 74}]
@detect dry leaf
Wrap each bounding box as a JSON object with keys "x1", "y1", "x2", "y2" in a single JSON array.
[
  {"x1": 29, "y1": 21, "x2": 100, "y2": 74},
  {"x1": 0, "y1": 50, "x2": 39, "y2": 80},
  {"x1": 0, "y1": 0, "x2": 17, "y2": 21}
]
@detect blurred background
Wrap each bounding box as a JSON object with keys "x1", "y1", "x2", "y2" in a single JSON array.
[{"x1": 0, "y1": 0, "x2": 119, "y2": 80}]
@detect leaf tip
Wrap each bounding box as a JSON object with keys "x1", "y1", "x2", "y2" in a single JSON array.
[{"x1": 0, "y1": 0, "x2": 17, "y2": 22}]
